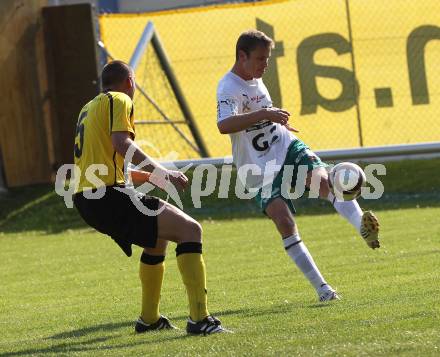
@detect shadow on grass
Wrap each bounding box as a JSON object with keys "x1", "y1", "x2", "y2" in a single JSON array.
[
  {"x1": 48, "y1": 321, "x2": 136, "y2": 340},
  {"x1": 3, "y1": 301, "x2": 339, "y2": 356},
  {"x1": 46, "y1": 304, "x2": 301, "y2": 340},
  {"x1": 308, "y1": 302, "x2": 340, "y2": 309},
  {"x1": 3, "y1": 333, "x2": 194, "y2": 357},
  {"x1": 2, "y1": 336, "x2": 111, "y2": 357},
  {"x1": 0, "y1": 184, "x2": 86, "y2": 234}
]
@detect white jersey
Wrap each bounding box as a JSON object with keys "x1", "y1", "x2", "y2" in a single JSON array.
[{"x1": 217, "y1": 71, "x2": 297, "y2": 189}]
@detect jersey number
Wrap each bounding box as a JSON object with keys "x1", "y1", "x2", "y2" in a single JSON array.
[
  {"x1": 252, "y1": 125, "x2": 279, "y2": 151},
  {"x1": 74, "y1": 110, "x2": 87, "y2": 158}
]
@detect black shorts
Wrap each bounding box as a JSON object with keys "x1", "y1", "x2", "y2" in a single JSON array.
[{"x1": 73, "y1": 186, "x2": 160, "y2": 257}]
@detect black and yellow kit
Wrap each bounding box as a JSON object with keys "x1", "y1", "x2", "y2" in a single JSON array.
[
  {"x1": 73, "y1": 91, "x2": 159, "y2": 256},
  {"x1": 74, "y1": 91, "x2": 135, "y2": 193}
]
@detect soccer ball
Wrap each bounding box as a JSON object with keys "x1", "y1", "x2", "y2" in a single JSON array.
[{"x1": 328, "y1": 162, "x2": 366, "y2": 201}]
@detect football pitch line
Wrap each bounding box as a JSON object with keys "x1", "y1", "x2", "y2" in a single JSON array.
[{"x1": 1, "y1": 206, "x2": 439, "y2": 356}]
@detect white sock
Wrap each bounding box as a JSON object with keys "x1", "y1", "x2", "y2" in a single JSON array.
[
  {"x1": 283, "y1": 233, "x2": 327, "y2": 292},
  {"x1": 327, "y1": 192, "x2": 362, "y2": 232}
]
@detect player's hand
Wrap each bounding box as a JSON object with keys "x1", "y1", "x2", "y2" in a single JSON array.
[
  {"x1": 145, "y1": 169, "x2": 188, "y2": 192},
  {"x1": 166, "y1": 170, "x2": 188, "y2": 191},
  {"x1": 264, "y1": 107, "x2": 299, "y2": 132},
  {"x1": 265, "y1": 107, "x2": 290, "y2": 124}
]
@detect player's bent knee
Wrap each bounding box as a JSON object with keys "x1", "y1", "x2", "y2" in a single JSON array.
[
  {"x1": 319, "y1": 176, "x2": 331, "y2": 199},
  {"x1": 143, "y1": 239, "x2": 168, "y2": 256},
  {"x1": 306, "y1": 168, "x2": 329, "y2": 198},
  {"x1": 179, "y1": 219, "x2": 202, "y2": 244},
  {"x1": 190, "y1": 220, "x2": 203, "y2": 240}
]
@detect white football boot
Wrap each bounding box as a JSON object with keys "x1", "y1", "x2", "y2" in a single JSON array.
[{"x1": 318, "y1": 284, "x2": 341, "y2": 302}]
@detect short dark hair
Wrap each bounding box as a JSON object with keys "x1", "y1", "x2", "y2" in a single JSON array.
[
  {"x1": 235, "y1": 30, "x2": 274, "y2": 61},
  {"x1": 101, "y1": 60, "x2": 132, "y2": 89}
]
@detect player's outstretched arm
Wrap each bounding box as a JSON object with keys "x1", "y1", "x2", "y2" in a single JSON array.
[
  {"x1": 217, "y1": 107, "x2": 296, "y2": 134},
  {"x1": 112, "y1": 131, "x2": 166, "y2": 172},
  {"x1": 111, "y1": 131, "x2": 188, "y2": 190}
]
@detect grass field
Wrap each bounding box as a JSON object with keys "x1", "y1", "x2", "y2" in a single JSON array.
[{"x1": 1, "y1": 159, "x2": 440, "y2": 356}]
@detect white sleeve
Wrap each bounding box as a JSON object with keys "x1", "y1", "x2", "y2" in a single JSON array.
[{"x1": 217, "y1": 93, "x2": 239, "y2": 122}]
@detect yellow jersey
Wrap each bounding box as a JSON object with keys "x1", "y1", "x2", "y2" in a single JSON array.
[{"x1": 73, "y1": 91, "x2": 135, "y2": 193}]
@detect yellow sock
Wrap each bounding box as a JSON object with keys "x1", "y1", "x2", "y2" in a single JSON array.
[
  {"x1": 139, "y1": 254, "x2": 165, "y2": 324},
  {"x1": 176, "y1": 251, "x2": 209, "y2": 321}
]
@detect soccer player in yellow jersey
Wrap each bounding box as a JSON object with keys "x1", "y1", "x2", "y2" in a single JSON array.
[{"x1": 73, "y1": 60, "x2": 227, "y2": 335}]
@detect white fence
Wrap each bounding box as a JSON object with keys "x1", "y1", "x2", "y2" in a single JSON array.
[{"x1": 162, "y1": 142, "x2": 440, "y2": 168}]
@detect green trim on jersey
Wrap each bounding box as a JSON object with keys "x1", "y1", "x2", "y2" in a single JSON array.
[{"x1": 254, "y1": 139, "x2": 327, "y2": 215}]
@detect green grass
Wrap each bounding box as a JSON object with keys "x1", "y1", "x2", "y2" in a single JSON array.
[
  {"x1": 0, "y1": 159, "x2": 440, "y2": 355},
  {"x1": 1, "y1": 208, "x2": 439, "y2": 356}
]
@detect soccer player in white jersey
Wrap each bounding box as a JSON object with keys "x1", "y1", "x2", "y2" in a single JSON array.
[{"x1": 216, "y1": 30, "x2": 380, "y2": 302}]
